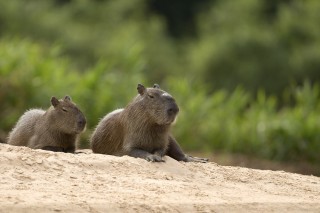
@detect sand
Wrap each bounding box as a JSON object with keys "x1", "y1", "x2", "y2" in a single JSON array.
[{"x1": 0, "y1": 143, "x2": 319, "y2": 213}]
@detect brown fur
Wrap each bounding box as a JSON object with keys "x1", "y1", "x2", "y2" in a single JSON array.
[
  {"x1": 90, "y1": 84, "x2": 208, "y2": 162},
  {"x1": 7, "y1": 96, "x2": 86, "y2": 153}
]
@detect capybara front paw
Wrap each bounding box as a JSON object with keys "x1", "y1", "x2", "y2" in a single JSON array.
[{"x1": 146, "y1": 154, "x2": 164, "y2": 162}]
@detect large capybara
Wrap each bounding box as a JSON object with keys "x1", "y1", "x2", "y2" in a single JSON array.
[
  {"x1": 7, "y1": 96, "x2": 86, "y2": 153},
  {"x1": 90, "y1": 83, "x2": 208, "y2": 162}
]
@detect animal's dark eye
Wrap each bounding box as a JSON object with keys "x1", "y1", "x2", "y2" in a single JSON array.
[
  {"x1": 62, "y1": 107, "x2": 68, "y2": 112},
  {"x1": 148, "y1": 94, "x2": 154, "y2": 99}
]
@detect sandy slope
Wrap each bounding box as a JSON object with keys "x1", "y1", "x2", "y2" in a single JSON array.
[{"x1": 0, "y1": 143, "x2": 319, "y2": 213}]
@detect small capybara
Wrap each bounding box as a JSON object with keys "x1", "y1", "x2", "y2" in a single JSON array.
[
  {"x1": 7, "y1": 96, "x2": 86, "y2": 153},
  {"x1": 90, "y1": 83, "x2": 208, "y2": 162}
]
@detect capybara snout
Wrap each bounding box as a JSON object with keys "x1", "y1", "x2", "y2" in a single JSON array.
[{"x1": 167, "y1": 102, "x2": 179, "y2": 117}]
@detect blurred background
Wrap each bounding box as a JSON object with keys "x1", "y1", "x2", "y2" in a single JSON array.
[{"x1": 0, "y1": 0, "x2": 319, "y2": 175}]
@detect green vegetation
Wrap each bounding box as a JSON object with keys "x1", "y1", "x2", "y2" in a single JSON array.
[{"x1": 1, "y1": 0, "x2": 320, "y2": 165}]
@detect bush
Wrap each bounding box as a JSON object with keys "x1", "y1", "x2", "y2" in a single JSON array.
[
  {"x1": 1, "y1": 0, "x2": 320, "y2": 165},
  {"x1": 188, "y1": 0, "x2": 320, "y2": 94},
  {"x1": 167, "y1": 78, "x2": 320, "y2": 164},
  {"x1": 1, "y1": 38, "x2": 320, "y2": 164},
  {"x1": 0, "y1": 38, "x2": 145, "y2": 146}
]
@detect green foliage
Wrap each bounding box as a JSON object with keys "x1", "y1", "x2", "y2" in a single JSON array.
[
  {"x1": 169, "y1": 79, "x2": 320, "y2": 163},
  {"x1": 0, "y1": 38, "x2": 76, "y2": 130},
  {"x1": 0, "y1": 0, "x2": 178, "y2": 83},
  {"x1": 190, "y1": 0, "x2": 320, "y2": 94},
  {"x1": 2, "y1": 0, "x2": 320, "y2": 94},
  {"x1": 1, "y1": 38, "x2": 320, "y2": 163},
  {"x1": 0, "y1": 38, "x2": 145, "y2": 146},
  {"x1": 1, "y1": 0, "x2": 320, "y2": 165}
]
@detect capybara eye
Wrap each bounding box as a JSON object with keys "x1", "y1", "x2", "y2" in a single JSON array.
[
  {"x1": 148, "y1": 94, "x2": 154, "y2": 99},
  {"x1": 62, "y1": 107, "x2": 68, "y2": 112}
]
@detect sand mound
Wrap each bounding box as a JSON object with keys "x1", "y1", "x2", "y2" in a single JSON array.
[{"x1": 0, "y1": 143, "x2": 319, "y2": 212}]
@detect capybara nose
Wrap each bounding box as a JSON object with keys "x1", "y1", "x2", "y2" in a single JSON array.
[
  {"x1": 167, "y1": 105, "x2": 179, "y2": 116},
  {"x1": 78, "y1": 116, "x2": 86, "y2": 129}
]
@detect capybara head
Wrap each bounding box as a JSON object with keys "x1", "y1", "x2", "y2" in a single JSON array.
[
  {"x1": 135, "y1": 84, "x2": 179, "y2": 125},
  {"x1": 49, "y1": 96, "x2": 86, "y2": 134}
]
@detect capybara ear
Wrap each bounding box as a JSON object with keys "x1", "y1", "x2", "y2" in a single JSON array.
[
  {"x1": 153, "y1": 84, "x2": 160, "y2": 89},
  {"x1": 51, "y1": 97, "x2": 60, "y2": 107},
  {"x1": 137, "y1": 83, "x2": 146, "y2": 95},
  {"x1": 64, "y1": 95, "x2": 72, "y2": 101}
]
